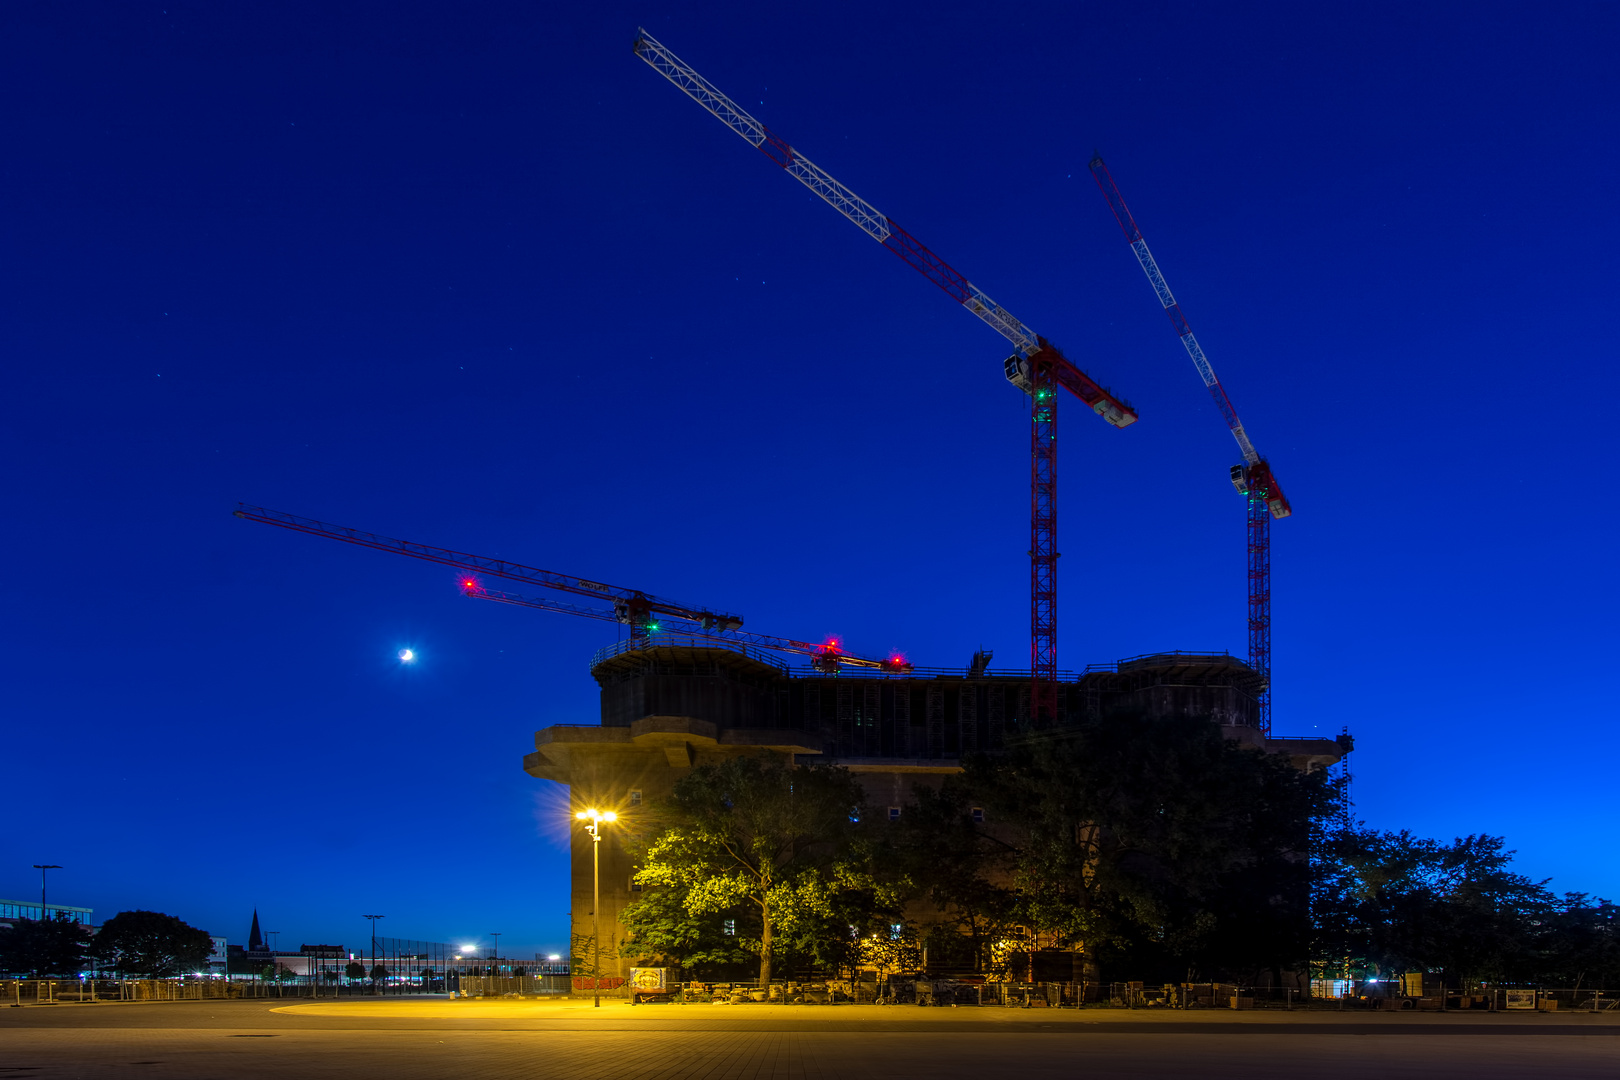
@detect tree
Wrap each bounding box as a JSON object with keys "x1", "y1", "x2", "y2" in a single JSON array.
[
  {"x1": 895, "y1": 783, "x2": 1018, "y2": 972},
  {"x1": 345, "y1": 961, "x2": 365, "y2": 980},
  {"x1": 0, "y1": 913, "x2": 92, "y2": 977},
  {"x1": 620, "y1": 883, "x2": 754, "y2": 976},
  {"x1": 1312, "y1": 824, "x2": 1558, "y2": 984},
  {"x1": 90, "y1": 911, "x2": 213, "y2": 978},
  {"x1": 939, "y1": 713, "x2": 1333, "y2": 981},
  {"x1": 370, "y1": 963, "x2": 388, "y2": 983},
  {"x1": 631, "y1": 756, "x2": 872, "y2": 986},
  {"x1": 1535, "y1": 895, "x2": 1620, "y2": 989}
]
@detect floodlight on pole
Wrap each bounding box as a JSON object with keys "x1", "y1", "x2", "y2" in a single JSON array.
[
  {"x1": 31, "y1": 865, "x2": 61, "y2": 922},
  {"x1": 574, "y1": 809, "x2": 617, "y2": 1008},
  {"x1": 363, "y1": 915, "x2": 385, "y2": 994}
]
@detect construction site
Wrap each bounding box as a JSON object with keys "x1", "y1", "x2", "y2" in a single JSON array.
[{"x1": 237, "y1": 29, "x2": 1354, "y2": 987}]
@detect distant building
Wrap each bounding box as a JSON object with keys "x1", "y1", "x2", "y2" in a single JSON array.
[
  {"x1": 206, "y1": 937, "x2": 228, "y2": 976},
  {"x1": 0, "y1": 898, "x2": 93, "y2": 927}
]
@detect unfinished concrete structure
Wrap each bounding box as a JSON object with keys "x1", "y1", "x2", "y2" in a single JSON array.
[{"x1": 524, "y1": 639, "x2": 1348, "y2": 981}]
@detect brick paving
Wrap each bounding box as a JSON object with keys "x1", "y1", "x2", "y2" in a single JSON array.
[{"x1": 1, "y1": 999, "x2": 1616, "y2": 1079}]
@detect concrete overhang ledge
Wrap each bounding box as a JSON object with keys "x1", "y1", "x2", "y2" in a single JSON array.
[{"x1": 630, "y1": 716, "x2": 719, "y2": 746}]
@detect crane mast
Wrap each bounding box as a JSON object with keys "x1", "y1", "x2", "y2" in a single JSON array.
[
  {"x1": 634, "y1": 29, "x2": 1137, "y2": 721},
  {"x1": 1087, "y1": 156, "x2": 1289, "y2": 734}
]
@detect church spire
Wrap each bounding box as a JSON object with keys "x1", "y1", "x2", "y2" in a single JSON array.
[{"x1": 248, "y1": 908, "x2": 263, "y2": 952}]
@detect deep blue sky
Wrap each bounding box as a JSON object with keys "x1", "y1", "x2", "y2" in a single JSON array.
[{"x1": 4, "y1": 1, "x2": 1616, "y2": 959}]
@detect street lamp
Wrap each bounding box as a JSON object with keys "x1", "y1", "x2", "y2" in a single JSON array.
[
  {"x1": 363, "y1": 915, "x2": 385, "y2": 995},
  {"x1": 489, "y1": 932, "x2": 501, "y2": 973},
  {"x1": 31, "y1": 865, "x2": 62, "y2": 922},
  {"x1": 574, "y1": 809, "x2": 617, "y2": 1008}
]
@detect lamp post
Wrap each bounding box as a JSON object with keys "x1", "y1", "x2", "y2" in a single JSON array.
[
  {"x1": 363, "y1": 915, "x2": 384, "y2": 995},
  {"x1": 574, "y1": 809, "x2": 617, "y2": 1008},
  {"x1": 489, "y1": 932, "x2": 501, "y2": 974},
  {"x1": 31, "y1": 865, "x2": 62, "y2": 922}
]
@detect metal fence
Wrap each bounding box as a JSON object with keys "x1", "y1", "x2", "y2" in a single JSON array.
[
  {"x1": 455, "y1": 975, "x2": 572, "y2": 997},
  {"x1": 5, "y1": 975, "x2": 1613, "y2": 1011},
  {"x1": 2, "y1": 979, "x2": 277, "y2": 1004},
  {"x1": 1, "y1": 978, "x2": 462, "y2": 1003}
]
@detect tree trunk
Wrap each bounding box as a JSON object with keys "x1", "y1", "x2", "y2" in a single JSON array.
[{"x1": 759, "y1": 889, "x2": 772, "y2": 988}]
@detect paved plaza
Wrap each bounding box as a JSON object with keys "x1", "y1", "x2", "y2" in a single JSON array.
[{"x1": 3, "y1": 997, "x2": 1618, "y2": 1078}]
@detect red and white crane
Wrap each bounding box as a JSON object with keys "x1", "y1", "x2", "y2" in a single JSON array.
[
  {"x1": 1087, "y1": 156, "x2": 1290, "y2": 735},
  {"x1": 235, "y1": 504, "x2": 910, "y2": 673},
  {"x1": 633, "y1": 29, "x2": 1137, "y2": 722}
]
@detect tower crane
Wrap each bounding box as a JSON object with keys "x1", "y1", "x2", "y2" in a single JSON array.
[
  {"x1": 632, "y1": 29, "x2": 1137, "y2": 722},
  {"x1": 1086, "y1": 156, "x2": 1290, "y2": 734},
  {"x1": 235, "y1": 504, "x2": 910, "y2": 674}
]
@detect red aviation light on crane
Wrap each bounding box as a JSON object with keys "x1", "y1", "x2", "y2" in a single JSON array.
[
  {"x1": 459, "y1": 575, "x2": 485, "y2": 595},
  {"x1": 811, "y1": 637, "x2": 845, "y2": 675}
]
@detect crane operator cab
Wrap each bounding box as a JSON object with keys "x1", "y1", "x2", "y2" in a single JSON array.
[{"x1": 1003, "y1": 353, "x2": 1035, "y2": 394}]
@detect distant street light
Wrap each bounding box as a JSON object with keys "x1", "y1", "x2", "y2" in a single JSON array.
[
  {"x1": 31, "y1": 865, "x2": 61, "y2": 922},
  {"x1": 574, "y1": 809, "x2": 618, "y2": 1008}
]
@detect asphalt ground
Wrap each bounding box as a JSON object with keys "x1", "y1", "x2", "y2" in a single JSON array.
[{"x1": 3, "y1": 996, "x2": 1617, "y2": 1078}]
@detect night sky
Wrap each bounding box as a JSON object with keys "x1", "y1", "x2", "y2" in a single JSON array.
[{"x1": 4, "y1": 2, "x2": 1616, "y2": 960}]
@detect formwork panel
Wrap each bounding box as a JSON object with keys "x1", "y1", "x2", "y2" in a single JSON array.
[
  {"x1": 959, "y1": 682, "x2": 978, "y2": 753},
  {"x1": 926, "y1": 686, "x2": 944, "y2": 757},
  {"x1": 892, "y1": 682, "x2": 912, "y2": 757},
  {"x1": 863, "y1": 684, "x2": 881, "y2": 756},
  {"x1": 837, "y1": 684, "x2": 855, "y2": 756}
]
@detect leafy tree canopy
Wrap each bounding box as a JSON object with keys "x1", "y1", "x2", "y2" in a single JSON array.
[
  {"x1": 91, "y1": 910, "x2": 213, "y2": 978},
  {"x1": 628, "y1": 756, "x2": 897, "y2": 984},
  {"x1": 1311, "y1": 822, "x2": 1618, "y2": 985},
  {"x1": 944, "y1": 712, "x2": 1334, "y2": 980},
  {"x1": 0, "y1": 913, "x2": 92, "y2": 977}
]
